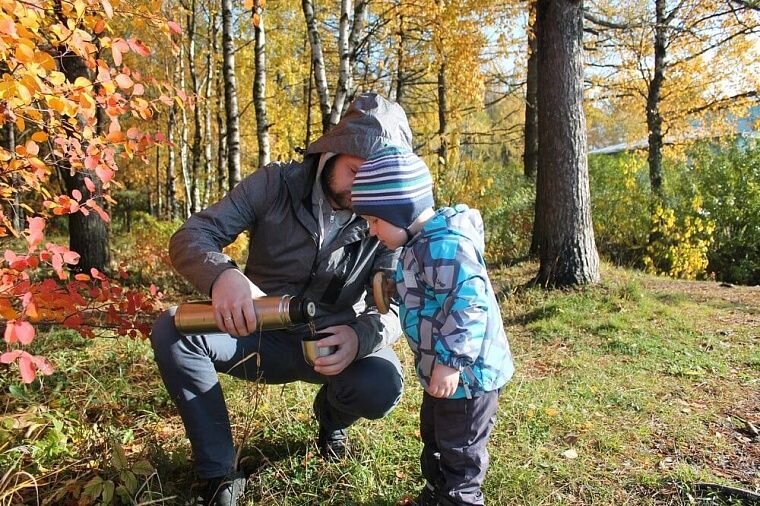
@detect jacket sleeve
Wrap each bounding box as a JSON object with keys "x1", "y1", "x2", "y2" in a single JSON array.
[
  {"x1": 169, "y1": 167, "x2": 279, "y2": 295},
  {"x1": 348, "y1": 243, "x2": 403, "y2": 359},
  {"x1": 422, "y1": 237, "x2": 489, "y2": 370}
]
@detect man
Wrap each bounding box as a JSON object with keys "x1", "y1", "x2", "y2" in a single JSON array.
[{"x1": 150, "y1": 93, "x2": 409, "y2": 506}]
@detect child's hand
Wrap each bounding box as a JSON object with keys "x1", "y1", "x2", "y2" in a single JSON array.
[{"x1": 427, "y1": 363, "x2": 460, "y2": 398}]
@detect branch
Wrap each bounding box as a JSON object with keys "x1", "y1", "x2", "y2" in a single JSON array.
[
  {"x1": 729, "y1": 0, "x2": 760, "y2": 11},
  {"x1": 684, "y1": 90, "x2": 758, "y2": 115},
  {"x1": 584, "y1": 11, "x2": 643, "y2": 30}
]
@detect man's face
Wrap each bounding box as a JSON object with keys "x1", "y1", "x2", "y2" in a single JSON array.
[{"x1": 323, "y1": 154, "x2": 365, "y2": 210}]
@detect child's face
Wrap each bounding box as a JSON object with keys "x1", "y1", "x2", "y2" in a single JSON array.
[{"x1": 363, "y1": 215, "x2": 407, "y2": 249}]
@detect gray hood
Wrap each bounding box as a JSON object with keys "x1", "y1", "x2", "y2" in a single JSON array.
[{"x1": 306, "y1": 93, "x2": 413, "y2": 158}]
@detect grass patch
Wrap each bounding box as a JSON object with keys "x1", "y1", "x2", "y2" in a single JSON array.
[{"x1": 2, "y1": 263, "x2": 758, "y2": 504}]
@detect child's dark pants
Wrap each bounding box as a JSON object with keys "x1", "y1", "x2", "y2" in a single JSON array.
[{"x1": 419, "y1": 390, "x2": 500, "y2": 506}]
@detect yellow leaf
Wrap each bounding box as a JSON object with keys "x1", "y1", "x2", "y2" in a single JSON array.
[
  {"x1": 545, "y1": 407, "x2": 559, "y2": 417},
  {"x1": 15, "y1": 43, "x2": 34, "y2": 64},
  {"x1": 244, "y1": 0, "x2": 253, "y2": 9},
  {"x1": 31, "y1": 132, "x2": 48, "y2": 142},
  {"x1": 34, "y1": 52, "x2": 57, "y2": 71},
  {"x1": 74, "y1": 76, "x2": 92, "y2": 89},
  {"x1": 15, "y1": 117, "x2": 25, "y2": 131},
  {"x1": 15, "y1": 82, "x2": 32, "y2": 103},
  {"x1": 48, "y1": 71, "x2": 67, "y2": 86}
]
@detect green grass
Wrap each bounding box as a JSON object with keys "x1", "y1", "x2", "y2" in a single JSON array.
[{"x1": 2, "y1": 263, "x2": 758, "y2": 505}]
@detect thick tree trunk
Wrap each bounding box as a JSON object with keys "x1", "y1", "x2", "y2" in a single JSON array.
[
  {"x1": 524, "y1": 1, "x2": 539, "y2": 180},
  {"x1": 253, "y1": 0, "x2": 270, "y2": 168},
  {"x1": 222, "y1": 0, "x2": 242, "y2": 189},
  {"x1": 54, "y1": 2, "x2": 110, "y2": 272},
  {"x1": 535, "y1": 0, "x2": 600, "y2": 287},
  {"x1": 303, "y1": 0, "x2": 331, "y2": 133},
  {"x1": 187, "y1": 0, "x2": 202, "y2": 213},
  {"x1": 646, "y1": 0, "x2": 666, "y2": 198}
]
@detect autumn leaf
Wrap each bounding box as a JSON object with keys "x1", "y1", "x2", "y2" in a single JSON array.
[
  {"x1": 26, "y1": 217, "x2": 45, "y2": 251},
  {"x1": 167, "y1": 20, "x2": 182, "y2": 34}
]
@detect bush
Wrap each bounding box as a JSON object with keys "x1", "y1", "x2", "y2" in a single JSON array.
[
  {"x1": 686, "y1": 139, "x2": 760, "y2": 285},
  {"x1": 589, "y1": 152, "x2": 650, "y2": 266}
]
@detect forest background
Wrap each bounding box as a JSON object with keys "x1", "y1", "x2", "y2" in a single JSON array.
[{"x1": 0, "y1": 0, "x2": 759, "y2": 504}]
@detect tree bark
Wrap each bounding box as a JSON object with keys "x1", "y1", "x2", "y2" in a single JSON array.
[
  {"x1": 395, "y1": 10, "x2": 406, "y2": 106},
  {"x1": 646, "y1": 0, "x2": 666, "y2": 198},
  {"x1": 213, "y1": 17, "x2": 227, "y2": 198},
  {"x1": 179, "y1": 43, "x2": 191, "y2": 218},
  {"x1": 253, "y1": 0, "x2": 271, "y2": 168},
  {"x1": 222, "y1": 0, "x2": 242, "y2": 189},
  {"x1": 437, "y1": 61, "x2": 448, "y2": 172},
  {"x1": 54, "y1": 0, "x2": 110, "y2": 272},
  {"x1": 202, "y1": 12, "x2": 216, "y2": 207},
  {"x1": 524, "y1": 1, "x2": 539, "y2": 180},
  {"x1": 187, "y1": 0, "x2": 202, "y2": 213},
  {"x1": 2, "y1": 122, "x2": 23, "y2": 231},
  {"x1": 303, "y1": 0, "x2": 331, "y2": 133},
  {"x1": 167, "y1": 60, "x2": 179, "y2": 220},
  {"x1": 535, "y1": 0, "x2": 600, "y2": 287}
]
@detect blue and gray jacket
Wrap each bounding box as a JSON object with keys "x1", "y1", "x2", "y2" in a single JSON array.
[{"x1": 396, "y1": 204, "x2": 514, "y2": 399}]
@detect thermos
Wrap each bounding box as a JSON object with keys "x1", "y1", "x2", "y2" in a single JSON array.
[{"x1": 174, "y1": 295, "x2": 316, "y2": 335}]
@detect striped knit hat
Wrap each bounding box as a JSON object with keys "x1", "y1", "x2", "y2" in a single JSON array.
[{"x1": 351, "y1": 146, "x2": 434, "y2": 229}]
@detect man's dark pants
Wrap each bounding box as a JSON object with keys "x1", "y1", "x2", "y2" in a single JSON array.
[
  {"x1": 150, "y1": 307, "x2": 404, "y2": 479},
  {"x1": 420, "y1": 390, "x2": 500, "y2": 506}
]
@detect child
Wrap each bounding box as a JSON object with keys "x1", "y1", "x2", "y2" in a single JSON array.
[{"x1": 351, "y1": 146, "x2": 514, "y2": 506}]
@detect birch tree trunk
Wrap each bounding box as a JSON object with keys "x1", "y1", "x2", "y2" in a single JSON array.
[
  {"x1": 222, "y1": 0, "x2": 241, "y2": 188},
  {"x1": 179, "y1": 43, "x2": 191, "y2": 218},
  {"x1": 202, "y1": 11, "x2": 216, "y2": 207},
  {"x1": 187, "y1": 0, "x2": 202, "y2": 213},
  {"x1": 303, "y1": 0, "x2": 331, "y2": 133},
  {"x1": 167, "y1": 61, "x2": 179, "y2": 220},
  {"x1": 330, "y1": 0, "x2": 353, "y2": 128},
  {"x1": 534, "y1": 0, "x2": 600, "y2": 287},
  {"x1": 253, "y1": 0, "x2": 270, "y2": 168}
]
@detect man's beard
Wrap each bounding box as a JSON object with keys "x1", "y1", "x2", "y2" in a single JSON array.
[{"x1": 323, "y1": 163, "x2": 353, "y2": 210}]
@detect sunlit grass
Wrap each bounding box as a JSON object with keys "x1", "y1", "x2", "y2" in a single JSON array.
[{"x1": 1, "y1": 263, "x2": 757, "y2": 505}]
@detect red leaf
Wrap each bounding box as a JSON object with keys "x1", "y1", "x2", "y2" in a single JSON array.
[
  {"x1": 33, "y1": 355, "x2": 54, "y2": 376},
  {"x1": 84, "y1": 177, "x2": 97, "y2": 192},
  {"x1": 18, "y1": 353, "x2": 36, "y2": 383},
  {"x1": 63, "y1": 251, "x2": 80, "y2": 264},
  {"x1": 0, "y1": 350, "x2": 23, "y2": 364},
  {"x1": 91, "y1": 268, "x2": 106, "y2": 281},
  {"x1": 72, "y1": 189, "x2": 83, "y2": 201},
  {"x1": 14, "y1": 321, "x2": 34, "y2": 345},
  {"x1": 26, "y1": 217, "x2": 45, "y2": 251},
  {"x1": 4, "y1": 320, "x2": 17, "y2": 343},
  {"x1": 128, "y1": 38, "x2": 151, "y2": 57},
  {"x1": 95, "y1": 166, "x2": 114, "y2": 184},
  {"x1": 167, "y1": 21, "x2": 182, "y2": 34}
]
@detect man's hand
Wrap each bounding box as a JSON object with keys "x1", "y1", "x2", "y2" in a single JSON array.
[
  {"x1": 211, "y1": 269, "x2": 267, "y2": 337},
  {"x1": 312, "y1": 325, "x2": 359, "y2": 376},
  {"x1": 427, "y1": 363, "x2": 460, "y2": 398}
]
